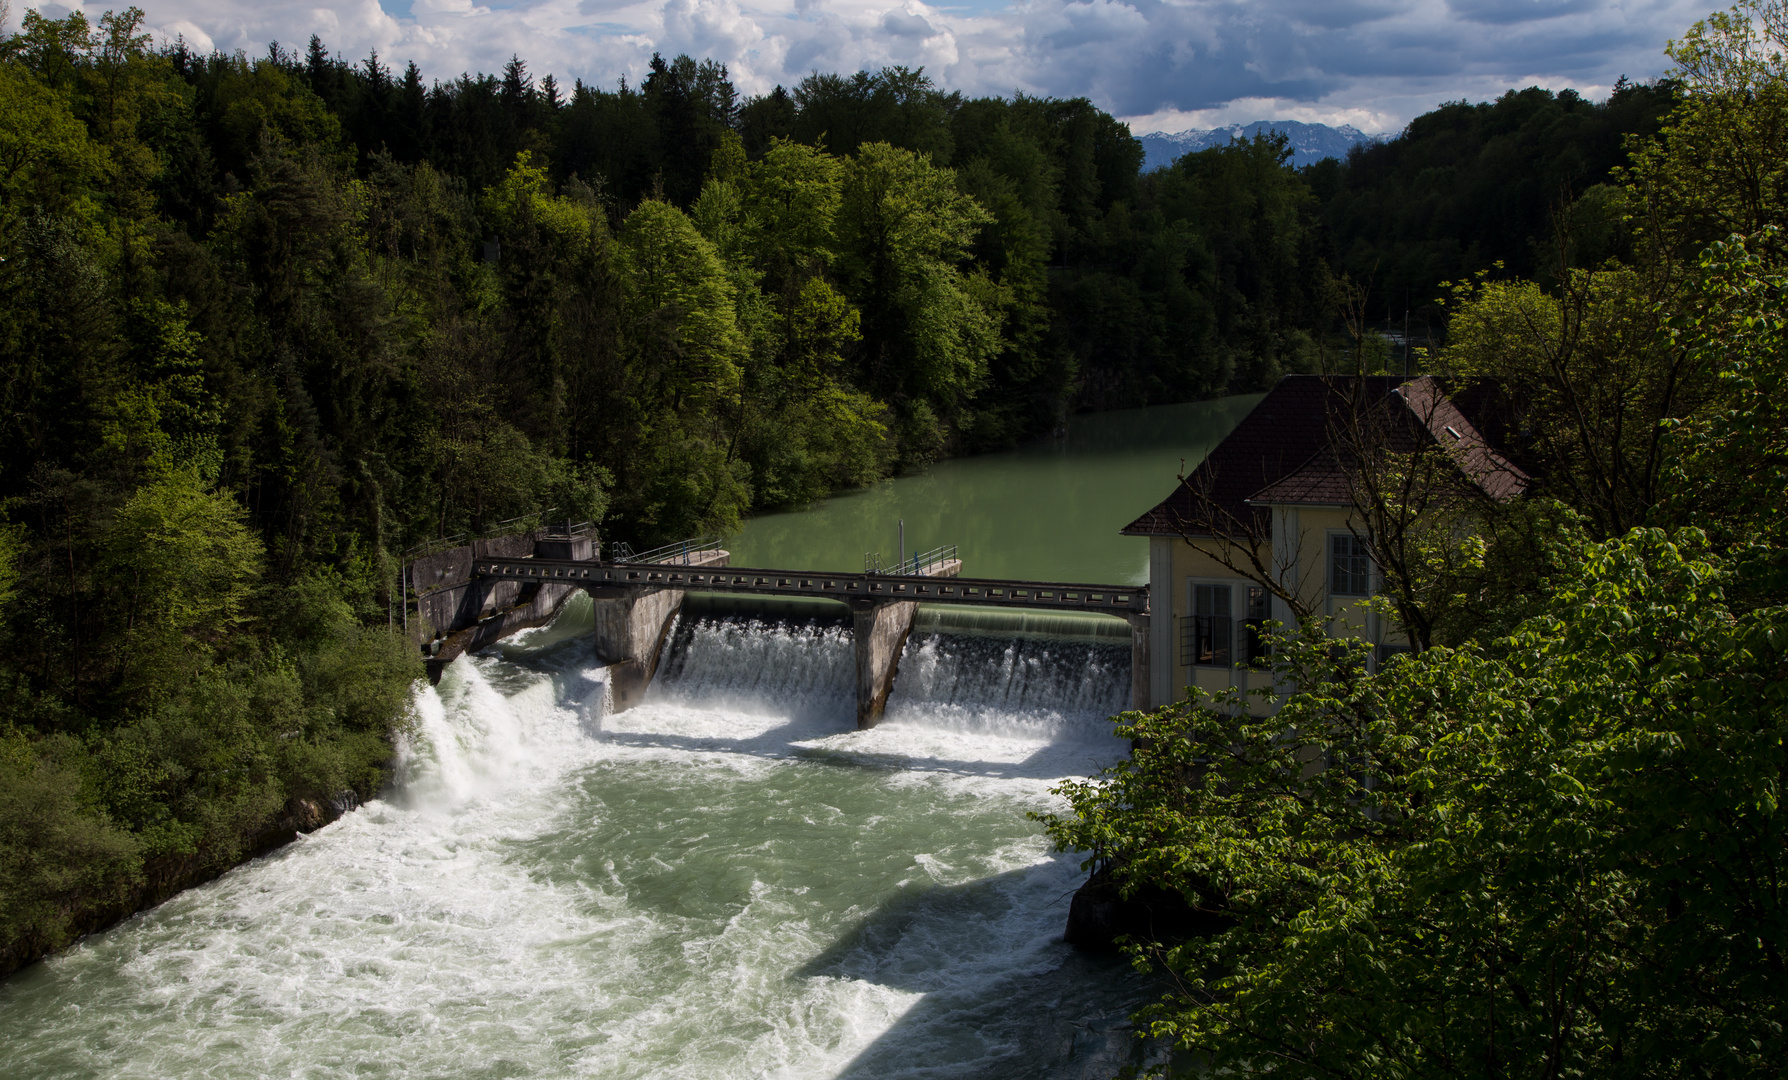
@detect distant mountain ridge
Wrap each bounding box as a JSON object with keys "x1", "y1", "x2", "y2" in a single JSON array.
[{"x1": 1136, "y1": 120, "x2": 1385, "y2": 171}]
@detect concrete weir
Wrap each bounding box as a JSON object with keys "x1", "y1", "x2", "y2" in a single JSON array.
[
  {"x1": 588, "y1": 550, "x2": 732, "y2": 711},
  {"x1": 590, "y1": 558, "x2": 961, "y2": 726},
  {"x1": 414, "y1": 535, "x2": 1140, "y2": 720}
]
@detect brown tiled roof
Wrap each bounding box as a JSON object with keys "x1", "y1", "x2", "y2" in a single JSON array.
[
  {"x1": 1397, "y1": 376, "x2": 1531, "y2": 501},
  {"x1": 1121, "y1": 375, "x2": 1405, "y2": 537},
  {"x1": 1245, "y1": 450, "x2": 1354, "y2": 506},
  {"x1": 1120, "y1": 375, "x2": 1530, "y2": 537}
]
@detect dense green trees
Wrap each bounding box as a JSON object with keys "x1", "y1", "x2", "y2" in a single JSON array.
[
  {"x1": 0, "y1": 1, "x2": 1705, "y2": 976},
  {"x1": 1040, "y1": 6, "x2": 1788, "y2": 1074},
  {"x1": 1320, "y1": 80, "x2": 1677, "y2": 329}
]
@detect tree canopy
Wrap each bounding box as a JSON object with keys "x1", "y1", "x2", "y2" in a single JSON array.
[
  {"x1": 1039, "y1": 5, "x2": 1788, "y2": 1074},
  {"x1": 0, "y1": 3, "x2": 1710, "y2": 980}
]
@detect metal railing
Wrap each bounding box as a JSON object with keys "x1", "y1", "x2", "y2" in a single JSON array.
[
  {"x1": 404, "y1": 507, "x2": 563, "y2": 561},
  {"x1": 539, "y1": 519, "x2": 595, "y2": 539},
  {"x1": 475, "y1": 556, "x2": 1146, "y2": 613},
  {"x1": 864, "y1": 544, "x2": 958, "y2": 577},
  {"x1": 609, "y1": 535, "x2": 723, "y2": 566}
]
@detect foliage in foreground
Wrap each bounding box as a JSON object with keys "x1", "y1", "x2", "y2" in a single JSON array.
[
  {"x1": 1037, "y1": 9, "x2": 1788, "y2": 1065},
  {"x1": 1046, "y1": 526, "x2": 1787, "y2": 1074}
]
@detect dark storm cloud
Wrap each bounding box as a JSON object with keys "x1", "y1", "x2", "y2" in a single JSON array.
[
  {"x1": 999, "y1": 0, "x2": 1699, "y2": 117},
  {"x1": 105, "y1": 0, "x2": 1711, "y2": 129}
]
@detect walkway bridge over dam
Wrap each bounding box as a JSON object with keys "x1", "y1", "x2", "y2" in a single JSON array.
[{"x1": 404, "y1": 527, "x2": 1149, "y2": 727}]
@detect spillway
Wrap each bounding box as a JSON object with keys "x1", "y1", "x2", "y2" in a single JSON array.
[{"x1": 0, "y1": 593, "x2": 1160, "y2": 1079}]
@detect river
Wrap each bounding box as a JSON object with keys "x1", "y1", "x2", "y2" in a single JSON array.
[{"x1": 0, "y1": 397, "x2": 1256, "y2": 1080}]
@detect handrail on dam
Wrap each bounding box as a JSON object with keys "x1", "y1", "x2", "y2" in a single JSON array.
[
  {"x1": 471, "y1": 557, "x2": 1148, "y2": 615},
  {"x1": 864, "y1": 544, "x2": 958, "y2": 577},
  {"x1": 607, "y1": 535, "x2": 724, "y2": 566}
]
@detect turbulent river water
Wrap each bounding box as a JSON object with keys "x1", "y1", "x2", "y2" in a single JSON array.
[{"x1": 1, "y1": 398, "x2": 1255, "y2": 1079}]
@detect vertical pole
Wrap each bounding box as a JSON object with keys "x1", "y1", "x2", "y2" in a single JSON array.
[
  {"x1": 1403, "y1": 306, "x2": 1411, "y2": 377},
  {"x1": 898, "y1": 519, "x2": 904, "y2": 574}
]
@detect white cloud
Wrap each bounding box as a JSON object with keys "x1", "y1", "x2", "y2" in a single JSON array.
[
  {"x1": 75, "y1": 0, "x2": 1715, "y2": 128},
  {"x1": 411, "y1": 0, "x2": 479, "y2": 14},
  {"x1": 160, "y1": 18, "x2": 214, "y2": 51}
]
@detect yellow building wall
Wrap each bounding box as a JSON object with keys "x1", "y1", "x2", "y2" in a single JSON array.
[
  {"x1": 1164, "y1": 541, "x2": 1275, "y2": 704},
  {"x1": 1154, "y1": 504, "x2": 1408, "y2": 709}
]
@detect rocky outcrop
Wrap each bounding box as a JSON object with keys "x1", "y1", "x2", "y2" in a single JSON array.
[{"x1": 1064, "y1": 863, "x2": 1231, "y2": 951}]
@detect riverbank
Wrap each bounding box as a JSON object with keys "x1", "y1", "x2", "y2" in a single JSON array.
[
  {"x1": 2, "y1": 395, "x2": 1260, "y2": 1076},
  {"x1": 0, "y1": 586, "x2": 422, "y2": 982},
  {"x1": 0, "y1": 786, "x2": 369, "y2": 980}
]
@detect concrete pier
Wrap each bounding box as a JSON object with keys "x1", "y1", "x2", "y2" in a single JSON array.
[
  {"x1": 852, "y1": 599, "x2": 916, "y2": 729},
  {"x1": 589, "y1": 550, "x2": 732, "y2": 711},
  {"x1": 852, "y1": 560, "x2": 963, "y2": 729},
  {"x1": 1125, "y1": 612, "x2": 1151, "y2": 712}
]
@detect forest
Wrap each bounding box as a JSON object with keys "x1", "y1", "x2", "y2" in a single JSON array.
[
  {"x1": 0, "y1": 0, "x2": 1703, "y2": 990},
  {"x1": 1041, "y1": 4, "x2": 1788, "y2": 1075}
]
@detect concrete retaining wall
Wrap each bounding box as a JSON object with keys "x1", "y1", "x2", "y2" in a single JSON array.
[
  {"x1": 407, "y1": 530, "x2": 598, "y2": 682},
  {"x1": 407, "y1": 532, "x2": 540, "y2": 644}
]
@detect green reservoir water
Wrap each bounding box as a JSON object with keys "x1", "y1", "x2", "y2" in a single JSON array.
[
  {"x1": 0, "y1": 398, "x2": 1255, "y2": 1079},
  {"x1": 730, "y1": 396, "x2": 1262, "y2": 583}
]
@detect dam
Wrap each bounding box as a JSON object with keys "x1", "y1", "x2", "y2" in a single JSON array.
[
  {"x1": 0, "y1": 396, "x2": 1257, "y2": 1079},
  {"x1": 403, "y1": 525, "x2": 1150, "y2": 726}
]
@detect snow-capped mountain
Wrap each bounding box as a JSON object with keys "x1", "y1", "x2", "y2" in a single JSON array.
[{"x1": 1136, "y1": 120, "x2": 1384, "y2": 171}]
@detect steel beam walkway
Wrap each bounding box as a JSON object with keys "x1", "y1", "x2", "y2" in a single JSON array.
[{"x1": 472, "y1": 557, "x2": 1148, "y2": 615}]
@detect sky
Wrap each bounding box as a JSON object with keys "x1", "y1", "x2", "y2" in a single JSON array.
[{"x1": 8, "y1": 0, "x2": 1718, "y2": 133}]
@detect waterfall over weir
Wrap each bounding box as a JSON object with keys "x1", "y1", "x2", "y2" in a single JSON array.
[
  {"x1": 655, "y1": 596, "x2": 1133, "y2": 744},
  {"x1": 2, "y1": 590, "x2": 1157, "y2": 1080}
]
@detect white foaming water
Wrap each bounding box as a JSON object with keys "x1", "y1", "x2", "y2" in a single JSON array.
[
  {"x1": 655, "y1": 616, "x2": 856, "y2": 722},
  {"x1": 885, "y1": 633, "x2": 1132, "y2": 741},
  {"x1": 1, "y1": 605, "x2": 1153, "y2": 1079}
]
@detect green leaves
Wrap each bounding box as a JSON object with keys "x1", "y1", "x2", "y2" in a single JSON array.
[
  {"x1": 483, "y1": 150, "x2": 603, "y2": 249},
  {"x1": 837, "y1": 141, "x2": 1000, "y2": 416},
  {"x1": 1043, "y1": 530, "x2": 1788, "y2": 1075},
  {"x1": 101, "y1": 466, "x2": 264, "y2": 648},
  {"x1": 619, "y1": 197, "x2": 745, "y2": 413},
  {"x1": 0, "y1": 59, "x2": 104, "y2": 229}
]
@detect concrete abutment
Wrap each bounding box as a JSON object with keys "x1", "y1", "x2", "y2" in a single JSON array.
[
  {"x1": 852, "y1": 599, "x2": 917, "y2": 729},
  {"x1": 1125, "y1": 612, "x2": 1151, "y2": 713}
]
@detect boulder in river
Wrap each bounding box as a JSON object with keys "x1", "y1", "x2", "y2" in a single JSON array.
[{"x1": 1065, "y1": 864, "x2": 1230, "y2": 951}]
